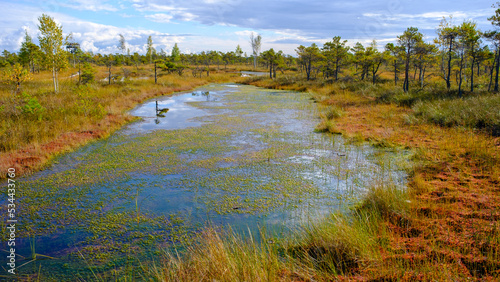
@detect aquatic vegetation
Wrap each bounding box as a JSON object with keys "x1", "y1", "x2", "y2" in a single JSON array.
[{"x1": 1, "y1": 83, "x2": 409, "y2": 279}]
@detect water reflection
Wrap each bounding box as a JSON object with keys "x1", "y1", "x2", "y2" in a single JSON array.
[{"x1": 124, "y1": 88, "x2": 229, "y2": 133}]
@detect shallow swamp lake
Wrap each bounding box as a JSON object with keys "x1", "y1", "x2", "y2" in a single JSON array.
[{"x1": 1, "y1": 83, "x2": 410, "y2": 280}]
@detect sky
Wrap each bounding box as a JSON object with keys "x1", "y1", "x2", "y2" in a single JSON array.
[{"x1": 0, "y1": 0, "x2": 497, "y2": 56}]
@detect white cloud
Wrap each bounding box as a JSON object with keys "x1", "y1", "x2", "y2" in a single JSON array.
[
  {"x1": 129, "y1": 0, "x2": 496, "y2": 44},
  {"x1": 59, "y1": 0, "x2": 119, "y2": 12},
  {"x1": 234, "y1": 30, "x2": 254, "y2": 37},
  {"x1": 145, "y1": 13, "x2": 174, "y2": 23},
  {"x1": 132, "y1": 3, "x2": 177, "y2": 12},
  {"x1": 0, "y1": 2, "x2": 188, "y2": 54},
  {"x1": 80, "y1": 40, "x2": 99, "y2": 53}
]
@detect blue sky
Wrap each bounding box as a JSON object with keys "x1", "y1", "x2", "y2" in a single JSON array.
[{"x1": 0, "y1": 0, "x2": 497, "y2": 55}]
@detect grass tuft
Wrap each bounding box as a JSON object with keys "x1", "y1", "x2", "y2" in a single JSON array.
[{"x1": 411, "y1": 95, "x2": 500, "y2": 135}]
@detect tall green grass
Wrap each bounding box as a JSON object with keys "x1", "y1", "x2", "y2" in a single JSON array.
[{"x1": 411, "y1": 95, "x2": 500, "y2": 136}]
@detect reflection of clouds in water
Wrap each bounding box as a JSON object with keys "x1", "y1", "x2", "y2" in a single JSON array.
[
  {"x1": 123, "y1": 88, "x2": 226, "y2": 133},
  {"x1": 157, "y1": 100, "x2": 176, "y2": 106}
]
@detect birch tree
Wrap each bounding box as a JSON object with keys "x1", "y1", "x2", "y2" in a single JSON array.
[
  {"x1": 250, "y1": 33, "x2": 262, "y2": 69},
  {"x1": 146, "y1": 36, "x2": 154, "y2": 64},
  {"x1": 38, "y1": 14, "x2": 67, "y2": 93}
]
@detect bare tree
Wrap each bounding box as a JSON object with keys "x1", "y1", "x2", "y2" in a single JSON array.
[
  {"x1": 250, "y1": 33, "x2": 262, "y2": 69},
  {"x1": 118, "y1": 34, "x2": 126, "y2": 55}
]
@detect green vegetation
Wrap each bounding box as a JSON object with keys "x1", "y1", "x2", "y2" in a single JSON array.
[
  {"x1": 2, "y1": 83, "x2": 408, "y2": 280},
  {"x1": 412, "y1": 94, "x2": 500, "y2": 135}
]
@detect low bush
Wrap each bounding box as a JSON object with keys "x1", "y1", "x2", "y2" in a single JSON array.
[{"x1": 412, "y1": 94, "x2": 500, "y2": 136}]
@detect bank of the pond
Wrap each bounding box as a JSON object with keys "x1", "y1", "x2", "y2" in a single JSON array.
[
  {"x1": 236, "y1": 76, "x2": 500, "y2": 280},
  {"x1": 0, "y1": 71, "x2": 241, "y2": 179}
]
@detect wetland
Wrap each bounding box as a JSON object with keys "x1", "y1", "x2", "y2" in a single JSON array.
[{"x1": 1, "y1": 83, "x2": 410, "y2": 280}]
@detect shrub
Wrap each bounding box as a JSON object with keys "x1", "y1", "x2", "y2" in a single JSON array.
[
  {"x1": 17, "y1": 92, "x2": 45, "y2": 121},
  {"x1": 412, "y1": 95, "x2": 500, "y2": 136},
  {"x1": 80, "y1": 62, "x2": 95, "y2": 84}
]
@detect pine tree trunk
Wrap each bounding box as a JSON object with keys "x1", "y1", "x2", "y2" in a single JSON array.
[
  {"x1": 470, "y1": 57, "x2": 474, "y2": 92},
  {"x1": 446, "y1": 39, "x2": 453, "y2": 91},
  {"x1": 394, "y1": 62, "x2": 398, "y2": 86},
  {"x1": 404, "y1": 50, "x2": 410, "y2": 92},
  {"x1": 335, "y1": 57, "x2": 339, "y2": 81},
  {"x1": 458, "y1": 53, "x2": 464, "y2": 98},
  {"x1": 495, "y1": 49, "x2": 500, "y2": 92},
  {"x1": 421, "y1": 67, "x2": 424, "y2": 89}
]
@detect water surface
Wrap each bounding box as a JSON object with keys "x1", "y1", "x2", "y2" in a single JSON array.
[{"x1": 0, "y1": 83, "x2": 410, "y2": 280}]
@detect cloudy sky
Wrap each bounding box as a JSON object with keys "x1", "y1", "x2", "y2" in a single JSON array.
[{"x1": 0, "y1": 0, "x2": 497, "y2": 55}]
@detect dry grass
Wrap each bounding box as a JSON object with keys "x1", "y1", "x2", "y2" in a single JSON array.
[{"x1": 157, "y1": 228, "x2": 290, "y2": 282}]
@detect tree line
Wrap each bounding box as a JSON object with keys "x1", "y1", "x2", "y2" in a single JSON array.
[
  {"x1": 291, "y1": 14, "x2": 500, "y2": 95},
  {"x1": 4, "y1": 6, "x2": 500, "y2": 94},
  {"x1": 258, "y1": 5, "x2": 500, "y2": 95}
]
